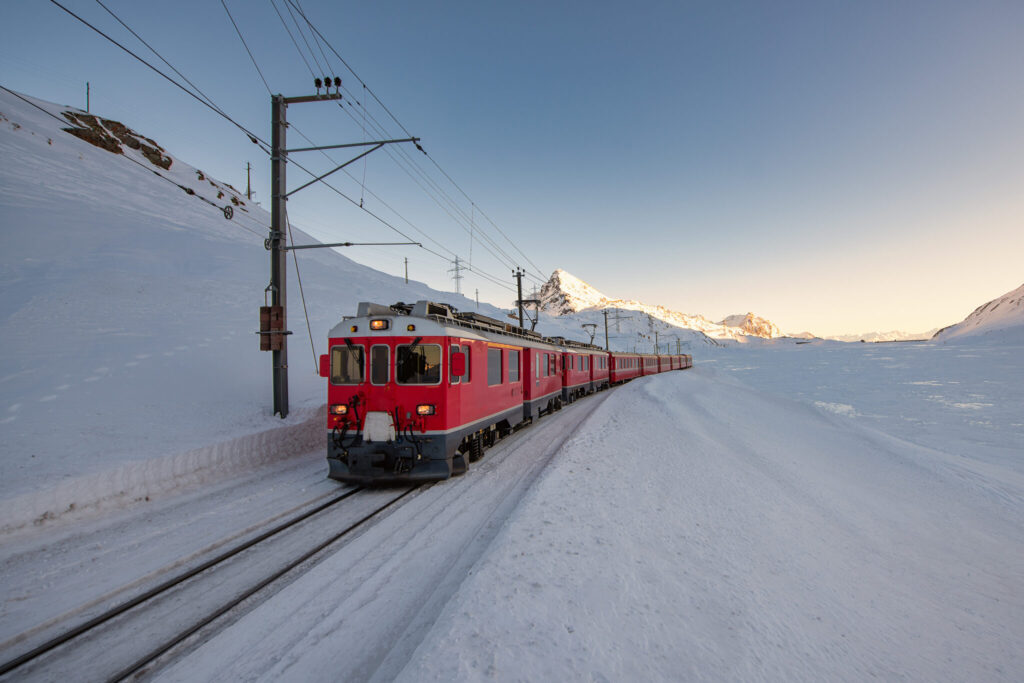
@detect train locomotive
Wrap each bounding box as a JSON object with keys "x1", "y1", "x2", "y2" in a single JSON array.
[{"x1": 318, "y1": 300, "x2": 692, "y2": 485}]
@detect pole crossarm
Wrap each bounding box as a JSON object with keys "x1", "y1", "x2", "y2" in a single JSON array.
[
  {"x1": 283, "y1": 241, "x2": 420, "y2": 251},
  {"x1": 282, "y1": 93, "x2": 342, "y2": 105},
  {"x1": 285, "y1": 137, "x2": 419, "y2": 154},
  {"x1": 285, "y1": 143, "x2": 385, "y2": 197}
]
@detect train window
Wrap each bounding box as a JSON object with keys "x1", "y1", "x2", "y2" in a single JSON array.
[
  {"x1": 535, "y1": 353, "x2": 540, "y2": 379},
  {"x1": 508, "y1": 350, "x2": 520, "y2": 382},
  {"x1": 370, "y1": 345, "x2": 389, "y2": 385},
  {"x1": 330, "y1": 345, "x2": 364, "y2": 385},
  {"x1": 449, "y1": 345, "x2": 461, "y2": 385},
  {"x1": 487, "y1": 347, "x2": 503, "y2": 386},
  {"x1": 396, "y1": 344, "x2": 441, "y2": 384}
]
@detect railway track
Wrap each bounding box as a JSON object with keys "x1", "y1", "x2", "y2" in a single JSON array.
[{"x1": 0, "y1": 486, "x2": 419, "y2": 682}]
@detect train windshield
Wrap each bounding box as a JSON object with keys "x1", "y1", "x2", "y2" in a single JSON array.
[
  {"x1": 396, "y1": 344, "x2": 441, "y2": 384},
  {"x1": 331, "y1": 345, "x2": 364, "y2": 384}
]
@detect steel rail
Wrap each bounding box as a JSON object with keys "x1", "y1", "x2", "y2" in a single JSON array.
[
  {"x1": 108, "y1": 486, "x2": 419, "y2": 682},
  {"x1": 0, "y1": 487, "x2": 367, "y2": 676}
]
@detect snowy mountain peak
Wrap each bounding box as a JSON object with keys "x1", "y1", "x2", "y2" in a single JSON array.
[
  {"x1": 932, "y1": 282, "x2": 1024, "y2": 343},
  {"x1": 538, "y1": 269, "x2": 613, "y2": 314},
  {"x1": 718, "y1": 313, "x2": 782, "y2": 339},
  {"x1": 537, "y1": 270, "x2": 783, "y2": 341}
]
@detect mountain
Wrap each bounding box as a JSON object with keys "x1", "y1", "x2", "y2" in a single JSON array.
[
  {"x1": 931, "y1": 283, "x2": 1024, "y2": 343},
  {"x1": 718, "y1": 313, "x2": 781, "y2": 339},
  {"x1": 538, "y1": 269, "x2": 782, "y2": 341},
  {"x1": 828, "y1": 329, "x2": 939, "y2": 343}
]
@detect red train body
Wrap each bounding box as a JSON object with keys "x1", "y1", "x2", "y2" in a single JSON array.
[{"x1": 319, "y1": 301, "x2": 692, "y2": 484}]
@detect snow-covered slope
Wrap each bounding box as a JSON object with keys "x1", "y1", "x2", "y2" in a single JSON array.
[
  {"x1": 0, "y1": 88, "x2": 495, "y2": 528},
  {"x1": 538, "y1": 268, "x2": 784, "y2": 341},
  {"x1": 932, "y1": 282, "x2": 1024, "y2": 343}
]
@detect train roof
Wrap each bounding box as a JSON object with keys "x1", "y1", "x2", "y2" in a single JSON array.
[
  {"x1": 330, "y1": 301, "x2": 694, "y2": 357},
  {"x1": 330, "y1": 301, "x2": 561, "y2": 350}
]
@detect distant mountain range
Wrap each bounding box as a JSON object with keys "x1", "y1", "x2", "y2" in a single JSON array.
[
  {"x1": 538, "y1": 269, "x2": 784, "y2": 341},
  {"x1": 827, "y1": 329, "x2": 939, "y2": 343}
]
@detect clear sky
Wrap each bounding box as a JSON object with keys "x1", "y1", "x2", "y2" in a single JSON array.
[{"x1": 2, "y1": 0, "x2": 1022, "y2": 336}]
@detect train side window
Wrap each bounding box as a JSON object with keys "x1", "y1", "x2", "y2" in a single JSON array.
[
  {"x1": 535, "y1": 353, "x2": 540, "y2": 379},
  {"x1": 370, "y1": 345, "x2": 389, "y2": 385},
  {"x1": 487, "y1": 347, "x2": 502, "y2": 386},
  {"x1": 396, "y1": 344, "x2": 441, "y2": 384},
  {"x1": 330, "y1": 345, "x2": 364, "y2": 385},
  {"x1": 450, "y1": 345, "x2": 461, "y2": 384},
  {"x1": 508, "y1": 350, "x2": 520, "y2": 382}
]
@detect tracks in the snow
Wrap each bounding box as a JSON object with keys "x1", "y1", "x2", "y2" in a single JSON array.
[{"x1": 0, "y1": 485, "x2": 418, "y2": 682}]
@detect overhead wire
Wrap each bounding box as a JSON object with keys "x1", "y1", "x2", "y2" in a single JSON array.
[
  {"x1": 0, "y1": 84, "x2": 268, "y2": 242},
  {"x1": 57, "y1": 0, "x2": 528, "y2": 298},
  {"x1": 48, "y1": 0, "x2": 270, "y2": 153},
  {"x1": 269, "y1": 0, "x2": 316, "y2": 80},
  {"x1": 221, "y1": 0, "x2": 273, "y2": 95},
  {"x1": 283, "y1": 0, "x2": 549, "y2": 284},
  {"x1": 273, "y1": 0, "x2": 545, "y2": 288}
]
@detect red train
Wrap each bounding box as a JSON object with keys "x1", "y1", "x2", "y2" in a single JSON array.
[{"x1": 318, "y1": 300, "x2": 692, "y2": 484}]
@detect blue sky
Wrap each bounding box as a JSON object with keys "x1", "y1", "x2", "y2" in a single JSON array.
[{"x1": 2, "y1": 0, "x2": 1022, "y2": 335}]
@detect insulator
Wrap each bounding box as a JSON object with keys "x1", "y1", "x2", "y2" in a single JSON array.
[
  {"x1": 314, "y1": 77, "x2": 322, "y2": 89},
  {"x1": 334, "y1": 77, "x2": 341, "y2": 88}
]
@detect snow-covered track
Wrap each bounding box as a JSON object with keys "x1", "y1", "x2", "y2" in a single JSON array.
[
  {"x1": 0, "y1": 486, "x2": 418, "y2": 681},
  {"x1": 154, "y1": 390, "x2": 614, "y2": 681}
]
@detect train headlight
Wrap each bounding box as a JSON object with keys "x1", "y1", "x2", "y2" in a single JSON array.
[
  {"x1": 330, "y1": 404, "x2": 348, "y2": 416},
  {"x1": 416, "y1": 404, "x2": 435, "y2": 416},
  {"x1": 370, "y1": 319, "x2": 390, "y2": 331},
  {"x1": 407, "y1": 324, "x2": 416, "y2": 331}
]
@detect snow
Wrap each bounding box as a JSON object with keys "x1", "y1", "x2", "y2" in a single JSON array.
[
  {"x1": 0, "y1": 88, "x2": 500, "y2": 533},
  {"x1": 539, "y1": 269, "x2": 783, "y2": 341},
  {"x1": 933, "y1": 282, "x2": 1024, "y2": 344},
  {"x1": 391, "y1": 354, "x2": 1022, "y2": 681},
  {"x1": 2, "y1": 88, "x2": 1022, "y2": 681}
]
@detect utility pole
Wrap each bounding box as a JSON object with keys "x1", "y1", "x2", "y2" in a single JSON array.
[
  {"x1": 603, "y1": 310, "x2": 610, "y2": 350},
  {"x1": 609, "y1": 308, "x2": 632, "y2": 332},
  {"x1": 86, "y1": 82, "x2": 90, "y2": 113},
  {"x1": 261, "y1": 83, "x2": 420, "y2": 418},
  {"x1": 514, "y1": 267, "x2": 525, "y2": 328},
  {"x1": 448, "y1": 256, "x2": 465, "y2": 294},
  {"x1": 267, "y1": 93, "x2": 290, "y2": 419},
  {"x1": 404, "y1": 257, "x2": 408, "y2": 284},
  {"x1": 655, "y1": 330, "x2": 660, "y2": 354},
  {"x1": 246, "y1": 162, "x2": 252, "y2": 200},
  {"x1": 475, "y1": 288, "x2": 479, "y2": 309}
]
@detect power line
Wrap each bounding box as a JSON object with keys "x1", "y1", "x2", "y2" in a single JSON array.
[
  {"x1": 221, "y1": 0, "x2": 272, "y2": 95},
  {"x1": 48, "y1": 0, "x2": 270, "y2": 153},
  {"x1": 282, "y1": 0, "x2": 548, "y2": 282},
  {"x1": 269, "y1": 0, "x2": 316, "y2": 80},
  {"x1": 0, "y1": 84, "x2": 268, "y2": 242}
]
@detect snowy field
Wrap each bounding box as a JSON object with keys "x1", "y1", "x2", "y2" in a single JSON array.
[{"x1": 3, "y1": 340, "x2": 1021, "y2": 681}]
